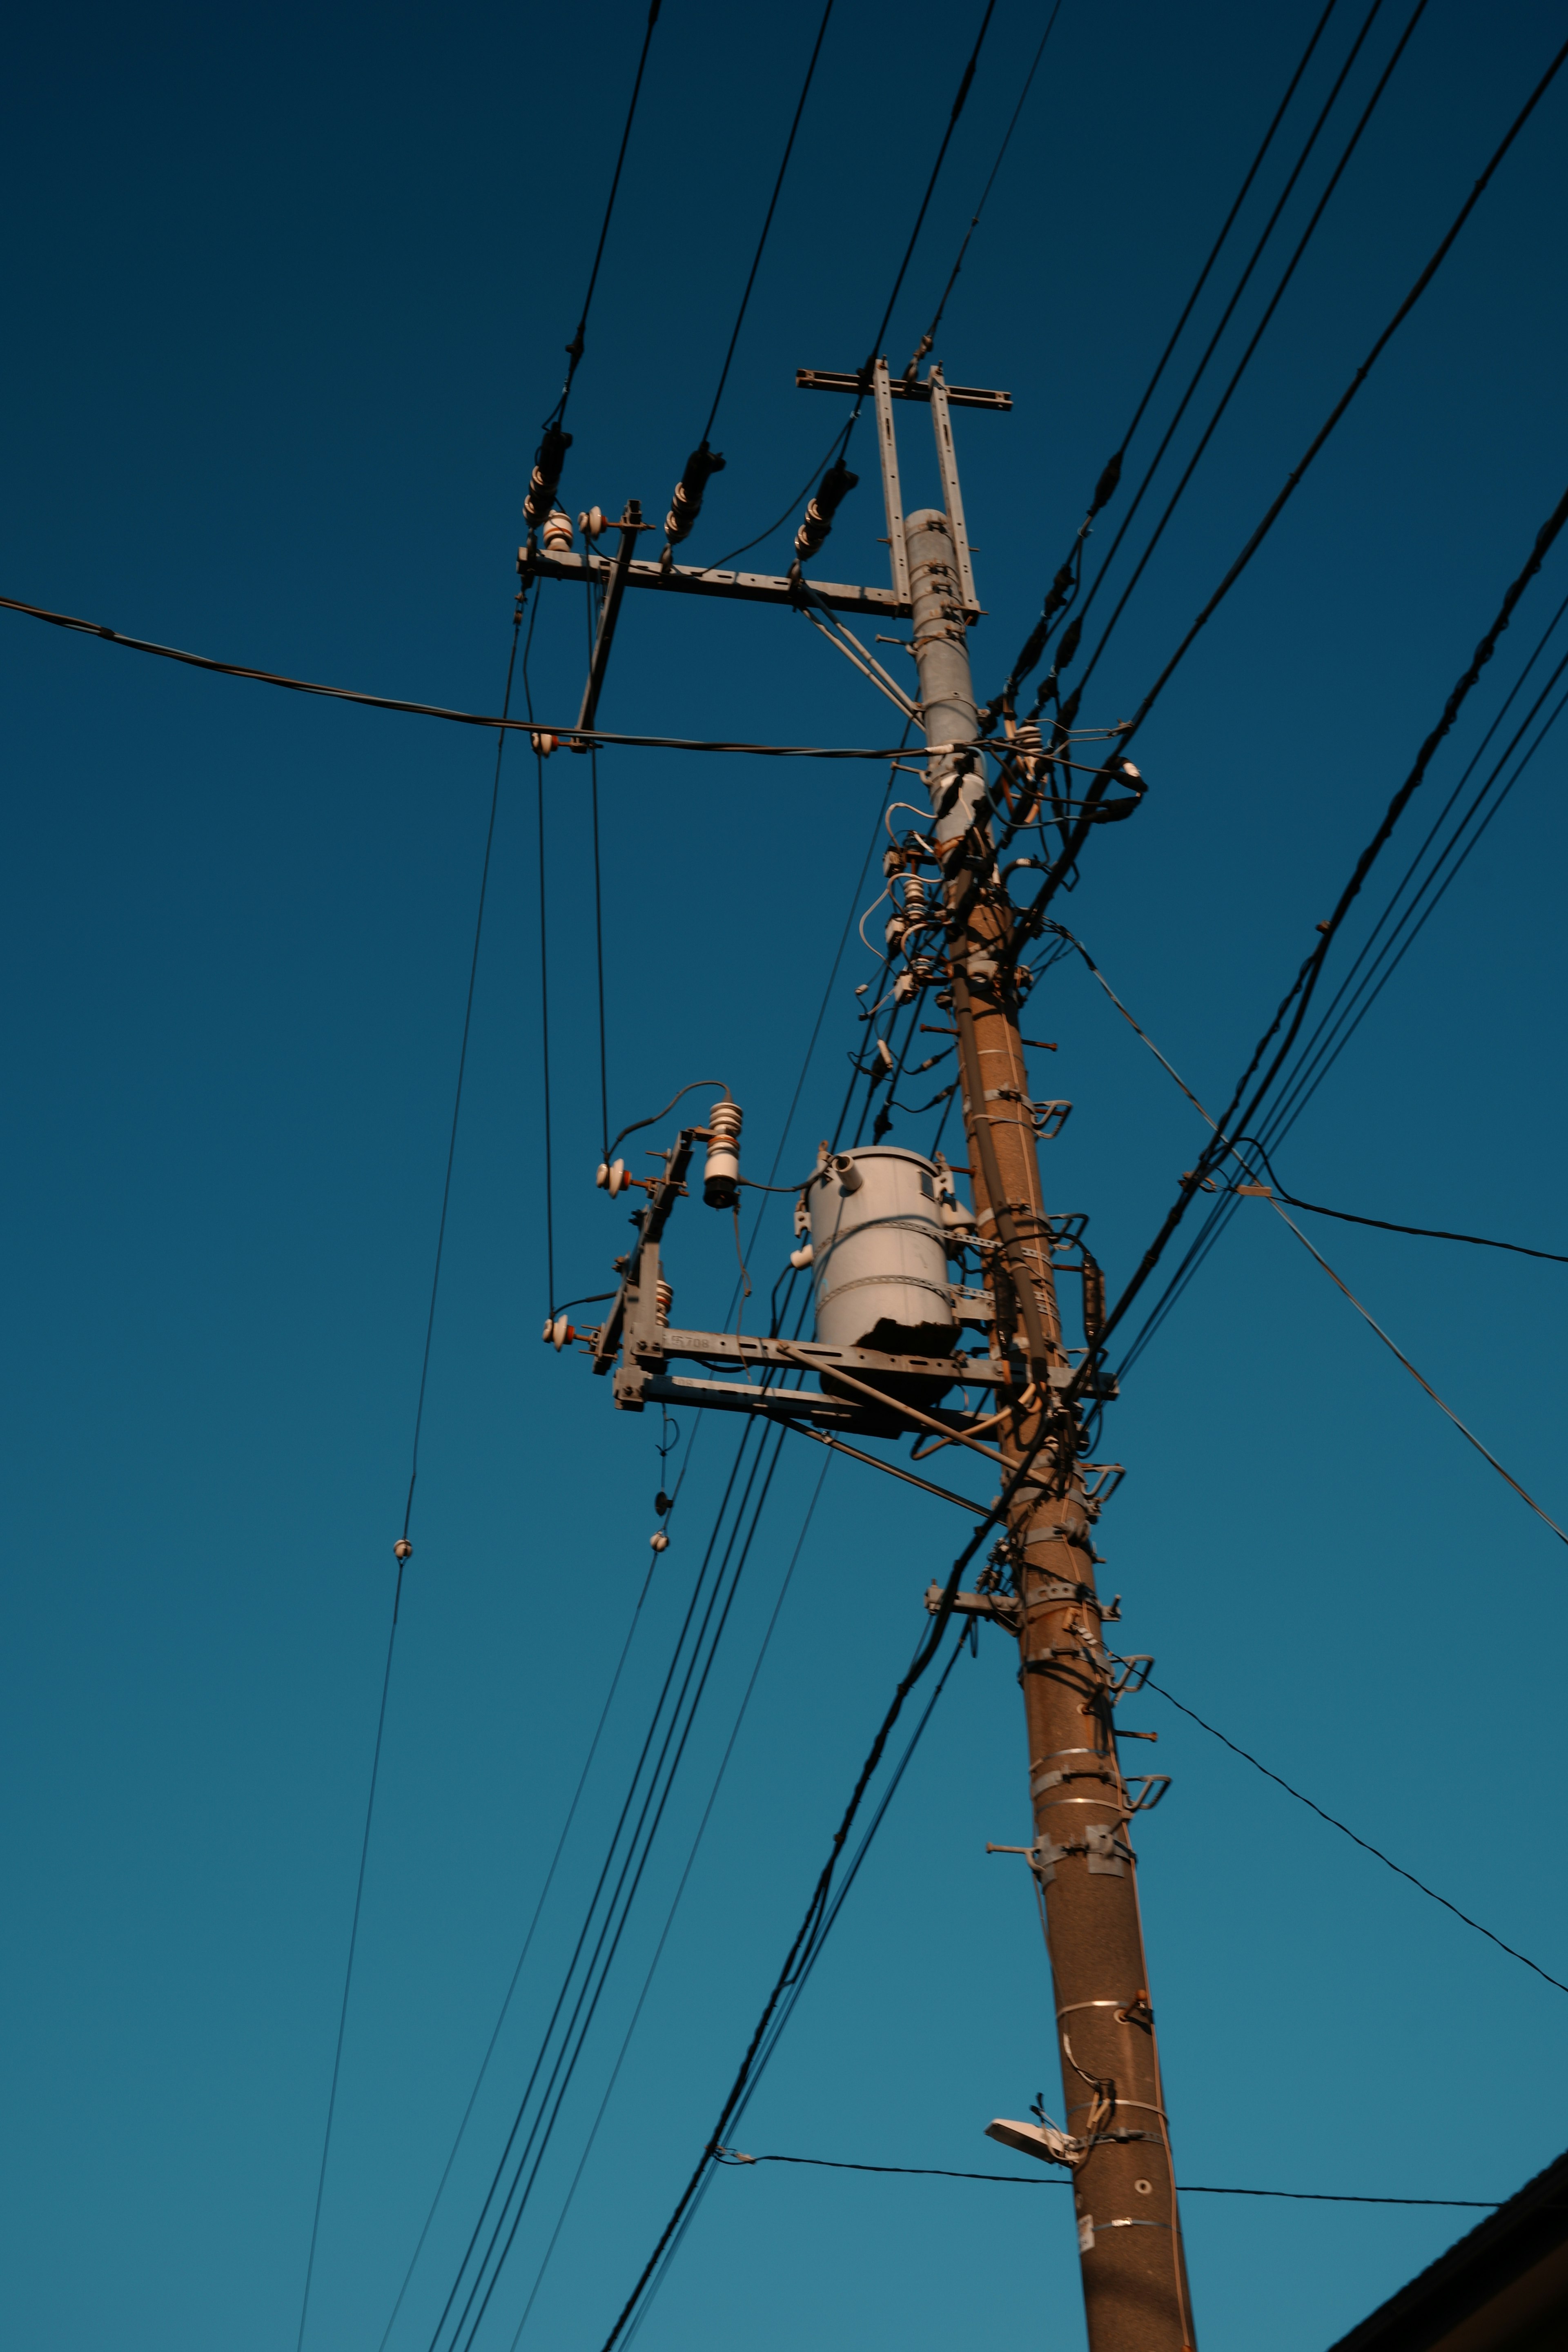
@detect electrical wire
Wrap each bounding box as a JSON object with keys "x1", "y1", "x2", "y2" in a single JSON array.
[
  {"x1": 436, "y1": 1432, "x2": 797, "y2": 2352},
  {"x1": 372, "y1": 1552, "x2": 661, "y2": 2352},
  {"x1": 858, "y1": 0, "x2": 999, "y2": 381},
  {"x1": 294, "y1": 1550, "x2": 408, "y2": 2352},
  {"x1": 1078, "y1": 470, "x2": 1568, "y2": 1381},
  {"x1": 1119, "y1": 31, "x2": 1568, "y2": 746},
  {"x1": 990, "y1": 0, "x2": 1347, "y2": 712},
  {"x1": 595, "y1": 1406, "x2": 1067, "y2": 2352},
  {"x1": 1069, "y1": 0, "x2": 1428, "y2": 702},
  {"x1": 1232, "y1": 1140, "x2": 1568, "y2": 1263},
  {"x1": 416, "y1": 1421, "x2": 775, "y2": 2352},
  {"x1": 698, "y1": 2, "x2": 836, "y2": 446},
  {"x1": 0, "y1": 586, "x2": 954, "y2": 755},
  {"x1": 1140, "y1": 1673, "x2": 1568, "y2": 1998},
  {"x1": 503, "y1": 1461, "x2": 833, "y2": 2347},
  {"x1": 1114, "y1": 643, "x2": 1568, "y2": 1376},
  {"x1": 297, "y1": 610, "x2": 523, "y2": 2350},
  {"x1": 717, "y1": 2152, "x2": 1507, "y2": 2207},
  {"x1": 902, "y1": 0, "x2": 1065, "y2": 378},
  {"x1": 1051, "y1": 918, "x2": 1568, "y2": 1541},
  {"x1": 546, "y1": 0, "x2": 664, "y2": 430},
  {"x1": 606, "y1": 1630, "x2": 973, "y2": 2349}
]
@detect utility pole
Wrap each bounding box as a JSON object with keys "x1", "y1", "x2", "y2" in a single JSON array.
[
  {"x1": 537, "y1": 354, "x2": 1192, "y2": 2352},
  {"x1": 906, "y1": 475, "x2": 1195, "y2": 2345}
]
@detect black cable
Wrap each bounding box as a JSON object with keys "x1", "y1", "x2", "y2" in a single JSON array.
[
  {"x1": 1120, "y1": 31, "x2": 1568, "y2": 745},
  {"x1": 445, "y1": 1427, "x2": 796, "y2": 2352},
  {"x1": 403, "y1": 615, "x2": 522, "y2": 1535},
  {"x1": 0, "y1": 586, "x2": 958, "y2": 755},
  {"x1": 608, "y1": 1631, "x2": 971, "y2": 2349},
  {"x1": 1069, "y1": 0, "x2": 1425, "y2": 702},
  {"x1": 991, "y1": 0, "x2": 1345, "y2": 711},
  {"x1": 699, "y1": 1, "x2": 836, "y2": 445},
  {"x1": 1141, "y1": 1673, "x2": 1568, "y2": 1999},
  {"x1": 419, "y1": 1419, "x2": 768, "y2": 2352},
  {"x1": 1080, "y1": 470, "x2": 1568, "y2": 1386},
  {"x1": 1115, "y1": 641, "x2": 1568, "y2": 1371},
  {"x1": 596, "y1": 1407, "x2": 1065, "y2": 2352},
  {"x1": 293, "y1": 1551, "x2": 407, "y2": 2352},
  {"x1": 372, "y1": 1552, "x2": 660, "y2": 2352},
  {"x1": 860, "y1": 0, "x2": 999, "y2": 377},
  {"x1": 1256, "y1": 642, "x2": 1568, "y2": 1148},
  {"x1": 1234, "y1": 1139, "x2": 1568, "y2": 1262},
  {"x1": 903, "y1": 0, "x2": 1064, "y2": 377},
  {"x1": 585, "y1": 577, "x2": 612, "y2": 1156},
  {"x1": 521, "y1": 606, "x2": 556, "y2": 1314},
  {"x1": 548, "y1": 0, "x2": 664, "y2": 429},
  {"x1": 503, "y1": 1459, "x2": 835, "y2": 2348},
  {"x1": 722, "y1": 2153, "x2": 1504, "y2": 2207}
]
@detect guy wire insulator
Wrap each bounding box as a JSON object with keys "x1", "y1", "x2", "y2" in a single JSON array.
[
  {"x1": 523, "y1": 423, "x2": 573, "y2": 530},
  {"x1": 664, "y1": 441, "x2": 726, "y2": 551},
  {"x1": 793, "y1": 459, "x2": 859, "y2": 563},
  {"x1": 702, "y1": 1098, "x2": 743, "y2": 1209}
]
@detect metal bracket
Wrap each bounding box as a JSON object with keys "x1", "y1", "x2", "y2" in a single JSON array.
[
  {"x1": 928, "y1": 364, "x2": 979, "y2": 616},
  {"x1": 872, "y1": 359, "x2": 911, "y2": 607},
  {"x1": 518, "y1": 542, "x2": 911, "y2": 620},
  {"x1": 797, "y1": 368, "x2": 1012, "y2": 411},
  {"x1": 1124, "y1": 1776, "x2": 1172, "y2": 1814},
  {"x1": 575, "y1": 502, "x2": 643, "y2": 735},
  {"x1": 1081, "y1": 1463, "x2": 1125, "y2": 1506}
]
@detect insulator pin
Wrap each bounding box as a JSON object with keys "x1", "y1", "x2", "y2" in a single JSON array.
[{"x1": 703, "y1": 1099, "x2": 742, "y2": 1209}]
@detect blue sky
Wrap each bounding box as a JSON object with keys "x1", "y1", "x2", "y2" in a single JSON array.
[{"x1": 4, "y1": 4, "x2": 1568, "y2": 2349}]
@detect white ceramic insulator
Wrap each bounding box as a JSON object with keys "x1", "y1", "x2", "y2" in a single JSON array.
[
  {"x1": 703, "y1": 1099, "x2": 742, "y2": 1208},
  {"x1": 655, "y1": 1278, "x2": 673, "y2": 1323},
  {"x1": 542, "y1": 508, "x2": 574, "y2": 550}
]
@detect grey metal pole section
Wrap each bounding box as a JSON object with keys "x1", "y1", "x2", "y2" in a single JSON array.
[{"x1": 906, "y1": 500, "x2": 1196, "y2": 2352}]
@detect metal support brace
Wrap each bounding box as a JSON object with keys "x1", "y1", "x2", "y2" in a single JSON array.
[{"x1": 873, "y1": 358, "x2": 911, "y2": 607}]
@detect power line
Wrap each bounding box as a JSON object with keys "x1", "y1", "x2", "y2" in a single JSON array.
[
  {"x1": 1050, "y1": 917, "x2": 1568, "y2": 1542},
  {"x1": 1140, "y1": 1672, "x2": 1568, "y2": 1998},
  {"x1": 371, "y1": 1552, "x2": 662, "y2": 2352},
  {"x1": 999, "y1": 29, "x2": 1568, "y2": 953},
  {"x1": 859, "y1": 0, "x2": 999, "y2": 382},
  {"x1": 701, "y1": 2, "x2": 836, "y2": 446},
  {"x1": 0, "y1": 585, "x2": 944, "y2": 755},
  {"x1": 595, "y1": 1412, "x2": 1067, "y2": 2352},
  {"x1": 415, "y1": 1421, "x2": 775, "y2": 2352},
  {"x1": 989, "y1": 0, "x2": 1347, "y2": 714},
  {"x1": 1232, "y1": 1140, "x2": 1568, "y2": 1263},
  {"x1": 1119, "y1": 30, "x2": 1568, "y2": 745},
  {"x1": 293, "y1": 1550, "x2": 408, "y2": 2352},
  {"x1": 718, "y1": 2152, "x2": 1507, "y2": 2207},
  {"x1": 902, "y1": 0, "x2": 1065, "y2": 379},
  {"x1": 503, "y1": 1460, "x2": 834, "y2": 2348},
  {"x1": 1076, "y1": 469, "x2": 1568, "y2": 1383},
  {"x1": 1068, "y1": 0, "x2": 1429, "y2": 704},
  {"x1": 546, "y1": 1, "x2": 662, "y2": 432},
  {"x1": 296, "y1": 612, "x2": 523, "y2": 2352}
]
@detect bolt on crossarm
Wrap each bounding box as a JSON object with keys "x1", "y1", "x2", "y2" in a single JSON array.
[{"x1": 906, "y1": 495, "x2": 1196, "y2": 2352}]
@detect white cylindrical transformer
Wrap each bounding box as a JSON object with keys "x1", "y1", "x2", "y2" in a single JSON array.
[{"x1": 807, "y1": 1146, "x2": 957, "y2": 1367}]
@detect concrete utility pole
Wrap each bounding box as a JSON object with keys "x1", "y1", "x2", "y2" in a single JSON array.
[{"x1": 907, "y1": 499, "x2": 1196, "y2": 2352}]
